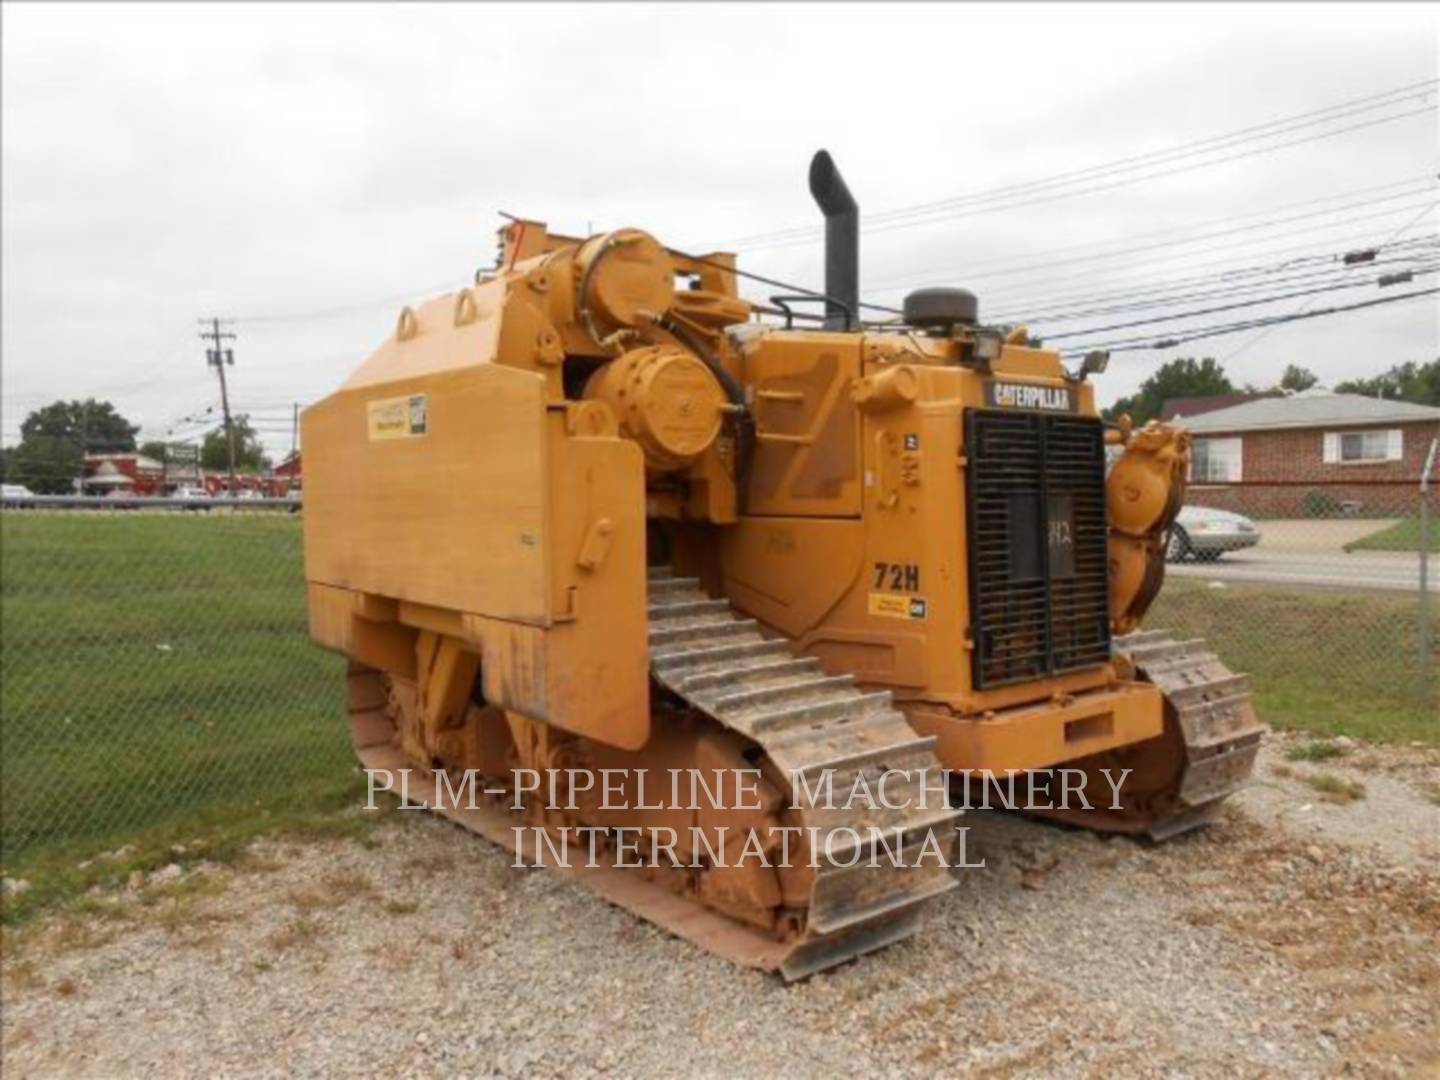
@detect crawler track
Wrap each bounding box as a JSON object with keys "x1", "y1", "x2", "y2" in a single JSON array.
[
  {"x1": 1115, "y1": 630, "x2": 1265, "y2": 840},
  {"x1": 1030, "y1": 631, "x2": 1264, "y2": 840},
  {"x1": 347, "y1": 569, "x2": 960, "y2": 980},
  {"x1": 647, "y1": 568, "x2": 959, "y2": 977}
]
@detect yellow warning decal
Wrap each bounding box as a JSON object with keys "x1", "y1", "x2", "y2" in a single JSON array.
[
  {"x1": 367, "y1": 394, "x2": 429, "y2": 441},
  {"x1": 868, "y1": 593, "x2": 928, "y2": 621}
]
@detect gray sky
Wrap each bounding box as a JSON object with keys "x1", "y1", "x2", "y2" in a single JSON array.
[{"x1": 3, "y1": 2, "x2": 1437, "y2": 460}]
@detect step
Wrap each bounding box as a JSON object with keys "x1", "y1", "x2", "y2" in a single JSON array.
[
  {"x1": 646, "y1": 598, "x2": 732, "y2": 621},
  {"x1": 648, "y1": 576, "x2": 703, "y2": 597},
  {"x1": 1125, "y1": 639, "x2": 1207, "y2": 667},
  {"x1": 711, "y1": 674, "x2": 857, "y2": 716},
  {"x1": 651, "y1": 638, "x2": 792, "y2": 676},
  {"x1": 748, "y1": 690, "x2": 894, "y2": 735},
  {"x1": 1163, "y1": 674, "x2": 1252, "y2": 708},
  {"x1": 648, "y1": 618, "x2": 758, "y2": 651},
  {"x1": 679, "y1": 657, "x2": 819, "y2": 695},
  {"x1": 807, "y1": 873, "x2": 957, "y2": 936},
  {"x1": 794, "y1": 734, "x2": 940, "y2": 778}
]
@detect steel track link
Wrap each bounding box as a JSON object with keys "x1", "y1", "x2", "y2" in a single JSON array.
[
  {"x1": 344, "y1": 572, "x2": 962, "y2": 982},
  {"x1": 1114, "y1": 630, "x2": 1266, "y2": 840},
  {"x1": 647, "y1": 567, "x2": 961, "y2": 978}
]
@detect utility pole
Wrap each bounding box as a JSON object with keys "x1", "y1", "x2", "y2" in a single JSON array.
[
  {"x1": 290, "y1": 401, "x2": 299, "y2": 461},
  {"x1": 76, "y1": 399, "x2": 90, "y2": 494},
  {"x1": 199, "y1": 317, "x2": 238, "y2": 494}
]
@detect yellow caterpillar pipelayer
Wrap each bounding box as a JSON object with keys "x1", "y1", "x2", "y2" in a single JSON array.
[{"x1": 302, "y1": 151, "x2": 1263, "y2": 979}]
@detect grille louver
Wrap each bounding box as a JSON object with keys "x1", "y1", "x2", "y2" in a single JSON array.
[{"x1": 964, "y1": 409, "x2": 1112, "y2": 689}]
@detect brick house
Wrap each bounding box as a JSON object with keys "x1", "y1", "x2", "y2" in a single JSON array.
[{"x1": 1175, "y1": 390, "x2": 1440, "y2": 518}]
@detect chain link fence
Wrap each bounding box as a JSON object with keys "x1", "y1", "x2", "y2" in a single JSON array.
[
  {"x1": 1, "y1": 504, "x2": 349, "y2": 864},
  {"x1": 1150, "y1": 479, "x2": 1438, "y2": 742},
  {"x1": 1, "y1": 489, "x2": 1435, "y2": 867}
]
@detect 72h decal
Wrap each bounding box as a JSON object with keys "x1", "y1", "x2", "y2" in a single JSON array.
[{"x1": 873, "y1": 562, "x2": 920, "y2": 592}]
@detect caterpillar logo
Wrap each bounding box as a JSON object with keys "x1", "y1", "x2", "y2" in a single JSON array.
[{"x1": 985, "y1": 381, "x2": 1075, "y2": 412}]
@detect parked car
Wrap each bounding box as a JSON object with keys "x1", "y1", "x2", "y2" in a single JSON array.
[
  {"x1": 1167, "y1": 506, "x2": 1261, "y2": 562},
  {"x1": 173, "y1": 487, "x2": 213, "y2": 510},
  {"x1": 1, "y1": 483, "x2": 36, "y2": 504}
]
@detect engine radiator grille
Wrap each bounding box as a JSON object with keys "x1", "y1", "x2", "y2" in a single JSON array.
[{"x1": 964, "y1": 409, "x2": 1112, "y2": 690}]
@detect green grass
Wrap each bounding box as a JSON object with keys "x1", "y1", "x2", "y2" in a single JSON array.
[
  {"x1": 0, "y1": 512, "x2": 352, "y2": 879},
  {"x1": 1343, "y1": 517, "x2": 1440, "y2": 553},
  {"x1": 1148, "y1": 578, "x2": 1440, "y2": 746},
  {"x1": 2, "y1": 510, "x2": 1436, "y2": 929},
  {"x1": 1284, "y1": 741, "x2": 1346, "y2": 762},
  {"x1": 0, "y1": 781, "x2": 380, "y2": 928}
]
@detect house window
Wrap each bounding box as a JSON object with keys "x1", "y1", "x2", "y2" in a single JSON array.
[
  {"x1": 1190, "y1": 437, "x2": 1242, "y2": 484},
  {"x1": 1323, "y1": 429, "x2": 1402, "y2": 465}
]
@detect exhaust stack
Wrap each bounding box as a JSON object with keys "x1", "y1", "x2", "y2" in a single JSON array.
[{"x1": 808, "y1": 150, "x2": 858, "y2": 330}]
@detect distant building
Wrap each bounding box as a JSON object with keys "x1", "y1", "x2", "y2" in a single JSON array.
[
  {"x1": 82, "y1": 453, "x2": 165, "y2": 496},
  {"x1": 1176, "y1": 390, "x2": 1440, "y2": 517},
  {"x1": 1159, "y1": 390, "x2": 1282, "y2": 422},
  {"x1": 272, "y1": 452, "x2": 301, "y2": 492}
]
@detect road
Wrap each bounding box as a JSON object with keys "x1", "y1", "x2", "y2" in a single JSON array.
[{"x1": 1168, "y1": 545, "x2": 1436, "y2": 593}]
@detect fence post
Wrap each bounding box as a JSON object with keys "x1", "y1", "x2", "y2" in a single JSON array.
[{"x1": 1421, "y1": 437, "x2": 1437, "y2": 709}]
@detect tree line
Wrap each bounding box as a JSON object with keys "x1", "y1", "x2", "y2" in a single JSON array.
[
  {"x1": 1, "y1": 400, "x2": 272, "y2": 494},
  {"x1": 1102, "y1": 357, "x2": 1440, "y2": 426},
  {"x1": 4, "y1": 357, "x2": 1436, "y2": 492}
]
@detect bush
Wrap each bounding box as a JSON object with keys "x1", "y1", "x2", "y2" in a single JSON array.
[{"x1": 1302, "y1": 489, "x2": 1339, "y2": 518}]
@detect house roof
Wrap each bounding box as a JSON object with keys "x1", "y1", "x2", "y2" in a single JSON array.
[
  {"x1": 1179, "y1": 390, "x2": 1440, "y2": 433},
  {"x1": 1159, "y1": 391, "x2": 1281, "y2": 421},
  {"x1": 84, "y1": 452, "x2": 164, "y2": 470}
]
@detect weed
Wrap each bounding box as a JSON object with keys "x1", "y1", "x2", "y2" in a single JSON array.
[
  {"x1": 265, "y1": 917, "x2": 323, "y2": 952},
  {"x1": 405, "y1": 853, "x2": 456, "y2": 876},
  {"x1": 1303, "y1": 773, "x2": 1367, "y2": 804},
  {"x1": 382, "y1": 898, "x2": 419, "y2": 916},
  {"x1": 286, "y1": 870, "x2": 373, "y2": 912},
  {"x1": 1, "y1": 958, "x2": 45, "y2": 995},
  {"x1": 51, "y1": 919, "x2": 115, "y2": 954},
  {"x1": 1285, "y1": 742, "x2": 1345, "y2": 763}
]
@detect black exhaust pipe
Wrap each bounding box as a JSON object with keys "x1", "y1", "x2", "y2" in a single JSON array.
[{"x1": 808, "y1": 150, "x2": 858, "y2": 330}]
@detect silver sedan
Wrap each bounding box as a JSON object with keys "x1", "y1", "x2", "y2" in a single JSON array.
[{"x1": 1166, "y1": 506, "x2": 1261, "y2": 562}]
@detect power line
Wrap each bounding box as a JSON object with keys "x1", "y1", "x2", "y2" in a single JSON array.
[
  {"x1": 1045, "y1": 263, "x2": 1439, "y2": 342},
  {"x1": 771, "y1": 82, "x2": 1440, "y2": 243},
  {"x1": 1013, "y1": 252, "x2": 1438, "y2": 326},
  {"x1": 707, "y1": 79, "x2": 1438, "y2": 251},
  {"x1": 870, "y1": 194, "x2": 1440, "y2": 300},
  {"x1": 987, "y1": 235, "x2": 1440, "y2": 322},
  {"x1": 865, "y1": 177, "x2": 1439, "y2": 294},
  {"x1": 958, "y1": 208, "x2": 1440, "y2": 315},
  {"x1": 1067, "y1": 287, "x2": 1438, "y2": 354},
  {"x1": 1218, "y1": 199, "x2": 1440, "y2": 363}
]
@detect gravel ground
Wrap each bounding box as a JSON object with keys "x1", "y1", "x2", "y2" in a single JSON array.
[{"x1": 3, "y1": 731, "x2": 1437, "y2": 1078}]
